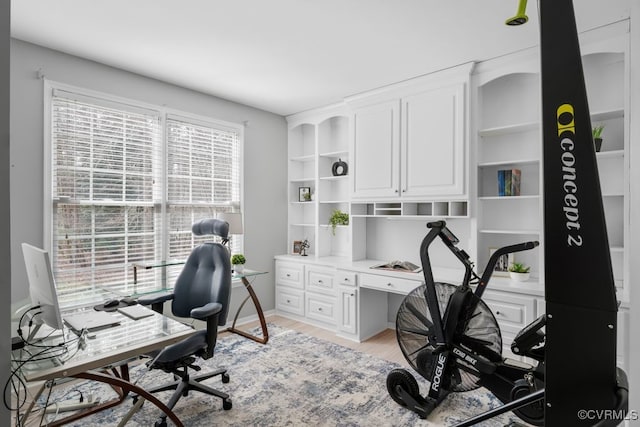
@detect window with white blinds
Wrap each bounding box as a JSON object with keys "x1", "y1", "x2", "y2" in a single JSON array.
[
  {"x1": 48, "y1": 88, "x2": 242, "y2": 306},
  {"x1": 165, "y1": 117, "x2": 241, "y2": 286}
]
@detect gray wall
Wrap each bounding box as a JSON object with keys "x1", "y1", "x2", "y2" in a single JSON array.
[
  {"x1": 1, "y1": 0, "x2": 11, "y2": 424},
  {"x1": 10, "y1": 39, "x2": 288, "y2": 318}
]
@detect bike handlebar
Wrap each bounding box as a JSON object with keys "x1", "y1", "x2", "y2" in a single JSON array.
[
  {"x1": 421, "y1": 221, "x2": 539, "y2": 298},
  {"x1": 476, "y1": 241, "x2": 539, "y2": 298}
]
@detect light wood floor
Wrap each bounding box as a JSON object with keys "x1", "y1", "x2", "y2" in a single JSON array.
[{"x1": 220, "y1": 314, "x2": 410, "y2": 368}]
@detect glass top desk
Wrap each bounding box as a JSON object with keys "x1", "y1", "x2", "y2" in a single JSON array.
[
  {"x1": 15, "y1": 306, "x2": 195, "y2": 426},
  {"x1": 132, "y1": 261, "x2": 270, "y2": 345}
]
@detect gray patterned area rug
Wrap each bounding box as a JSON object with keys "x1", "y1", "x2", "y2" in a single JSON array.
[{"x1": 44, "y1": 324, "x2": 527, "y2": 426}]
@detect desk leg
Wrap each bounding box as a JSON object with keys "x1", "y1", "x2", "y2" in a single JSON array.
[
  {"x1": 71, "y1": 369, "x2": 184, "y2": 427},
  {"x1": 225, "y1": 276, "x2": 269, "y2": 344}
]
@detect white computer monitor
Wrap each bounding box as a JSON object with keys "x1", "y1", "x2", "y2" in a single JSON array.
[{"x1": 21, "y1": 243, "x2": 65, "y2": 331}]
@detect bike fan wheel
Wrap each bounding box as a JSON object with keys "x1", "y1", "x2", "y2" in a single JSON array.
[{"x1": 395, "y1": 283, "x2": 502, "y2": 392}]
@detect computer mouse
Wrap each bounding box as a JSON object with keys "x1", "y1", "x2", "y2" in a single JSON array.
[{"x1": 103, "y1": 299, "x2": 119, "y2": 308}]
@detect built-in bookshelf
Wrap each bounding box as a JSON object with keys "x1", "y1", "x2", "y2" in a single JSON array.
[
  {"x1": 472, "y1": 25, "x2": 629, "y2": 301},
  {"x1": 287, "y1": 107, "x2": 351, "y2": 258}
]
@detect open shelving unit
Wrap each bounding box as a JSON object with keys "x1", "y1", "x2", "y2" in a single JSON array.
[
  {"x1": 473, "y1": 29, "x2": 629, "y2": 300},
  {"x1": 287, "y1": 110, "x2": 351, "y2": 258},
  {"x1": 351, "y1": 201, "x2": 468, "y2": 219}
]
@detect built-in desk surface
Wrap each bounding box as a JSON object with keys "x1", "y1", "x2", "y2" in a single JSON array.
[{"x1": 274, "y1": 254, "x2": 544, "y2": 297}]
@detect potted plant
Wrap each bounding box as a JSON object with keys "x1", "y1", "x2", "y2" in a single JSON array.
[
  {"x1": 592, "y1": 125, "x2": 605, "y2": 152},
  {"x1": 328, "y1": 209, "x2": 349, "y2": 235},
  {"x1": 508, "y1": 262, "x2": 530, "y2": 282},
  {"x1": 231, "y1": 254, "x2": 246, "y2": 274}
]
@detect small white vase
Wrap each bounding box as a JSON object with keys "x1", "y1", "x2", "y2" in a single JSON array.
[
  {"x1": 509, "y1": 272, "x2": 530, "y2": 282},
  {"x1": 234, "y1": 264, "x2": 244, "y2": 274}
]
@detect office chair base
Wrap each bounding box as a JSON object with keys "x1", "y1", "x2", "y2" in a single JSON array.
[{"x1": 147, "y1": 367, "x2": 232, "y2": 426}]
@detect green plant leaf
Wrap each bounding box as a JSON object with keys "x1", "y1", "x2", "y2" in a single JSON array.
[
  {"x1": 231, "y1": 254, "x2": 246, "y2": 265},
  {"x1": 328, "y1": 209, "x2": 349, "y2": 235}
]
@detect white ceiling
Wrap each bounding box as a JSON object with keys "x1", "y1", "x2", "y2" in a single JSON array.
[{"x1": 11, "y1": 1, "x2": 630, "y2": 116}]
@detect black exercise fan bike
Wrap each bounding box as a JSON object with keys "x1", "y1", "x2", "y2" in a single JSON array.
[{"x1": 386, "y1": 220, "x2": 546, "y2": 425}]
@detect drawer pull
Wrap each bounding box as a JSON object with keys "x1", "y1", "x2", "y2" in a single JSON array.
[
  {"x1": 318, "y1": 307, "x2": 323, "y2": 311},
  {"x1": 387, "y1": 283, "x2": 393, "y2": 287},
  {"x1": 350, "y1": 293, "x2": 354, "y2": 297},
  {"x1": 318, "y1": 280, "x2": 323, "y2": 284},
  {"x1": 286, "y1": 299, "x2": 291, "y2": 303},
  {"x1": 286, "y1": 273, "x2": 291, "y2": 277},
  {"x1": 344, "y1": 277, "x2": 349, "y2": 281},
  {"x1": 496, "y1": 311, "x2": 503, "y2": 316}
]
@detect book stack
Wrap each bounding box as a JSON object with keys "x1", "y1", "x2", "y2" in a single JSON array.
[{"x1": 498, "y1": 168, "x2": 521, "y2": 196}]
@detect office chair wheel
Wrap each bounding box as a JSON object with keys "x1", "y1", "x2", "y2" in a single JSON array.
[
  {"x1": 222, "y1": 372, "x2": 230, "y2": 383},
  {"x1": 223, "y1": 398, "x2": 232, "y2": 410}
]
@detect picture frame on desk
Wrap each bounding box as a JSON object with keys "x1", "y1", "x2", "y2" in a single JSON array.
[
  {"x1": 292, "y1": 240, "x2": 303, "y2": 255},
  {"x1": 489, "y1": 247, "x2": 514, "y2": 277}
]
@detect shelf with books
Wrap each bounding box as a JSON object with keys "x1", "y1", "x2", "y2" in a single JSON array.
[
  {"x1": 478, "y1": 195, "x2": 539, "y2": 201},
  {"x1": 478, "y1": 162, "x2": 539, "y2": 198}
]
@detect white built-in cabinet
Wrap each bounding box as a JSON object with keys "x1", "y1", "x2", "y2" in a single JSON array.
[
  {"x1": 349, "y1": 63, "x2": 471, "y2": 201},
  {"x1": 350, "y1": 100, "x2": 399, "y2": 198}
]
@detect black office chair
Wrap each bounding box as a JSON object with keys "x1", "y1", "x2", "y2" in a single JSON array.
[{"x1": 138, "y1": 218, "x2": 233, "y2": 427}]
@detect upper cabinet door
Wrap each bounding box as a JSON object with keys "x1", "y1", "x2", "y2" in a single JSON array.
[
  {"x1": 352, "y1": 100, "x2": 400, "y2": 199},
  {"x1": 401, "y1": 84, "x2": 465, "y2": 198}
]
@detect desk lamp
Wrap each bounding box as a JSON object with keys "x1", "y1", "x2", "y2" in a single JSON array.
[{"x1": 217, "y1": 212, "x2": 243, "y2": 248}]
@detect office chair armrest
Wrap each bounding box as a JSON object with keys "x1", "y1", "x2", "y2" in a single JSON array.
[
  {"x1": 190, "y1": 302, "x2": 222, "y2": 320},
  {"x1": 138, "y1": 292, "x2": 175, "y2": 314}
]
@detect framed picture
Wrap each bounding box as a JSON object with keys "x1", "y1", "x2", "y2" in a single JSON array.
[
  {"x1": 298, "y1": 187, "x2": 311, "y2": 202},
  {"x1": 292, "y1": 240, "x2": 303, "y2": 255},
  {"x1": 489, "y1": 247, "x2": 514, "y2": 277}
]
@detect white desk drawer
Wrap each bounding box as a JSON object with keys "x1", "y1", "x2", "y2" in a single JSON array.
[
  {"x1": 307, "y1": 267, "x2": 336, "y2": 295},
  {"x1": 276, "y1": 261, "x2": 304, "y2": 289},
  {"x1": 276, "y1": 287, "x2": 305, "y2": 316},
  {"x1": 483, "y1": 290, "x2": 534, "y2": 334},
  {"x1": 359, "y1": 273, "x2": 422, "y2": 295},
  {"x1": 336, "y1": 271, "x2": 357, "y2": 287},
  {"x1": 306, "y1": 293, "x2": 336, "y2": 325}
]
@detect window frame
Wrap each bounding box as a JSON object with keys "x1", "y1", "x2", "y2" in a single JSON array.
[{"x1": 44, "y1": 80, "x2": 244, "y2": 301}]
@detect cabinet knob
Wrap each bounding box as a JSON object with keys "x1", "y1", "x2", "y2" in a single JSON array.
[
  {"x1": 394, "y1": 189, "x2": 398, "y2": 193},
  {"x1": 286, "y1": 299, "x2": 291, "y2": 303},
  {"x1": 318, "y1": 307, "x2": 323, "y2": 311},
  {"x1": 350, "y1": 293, "x2": 354, "y2": 297},
  {"x1": 387, "y1": 282, "x2": 393, "y2": 287},
  {"x1": 402, "y1": 189, "x2": 406, "y2": 193},
  {"x1": 286, "y1": 273, "x2": 291, "y2": 277},
  {"x1": 318, "y1": 279, "x2": 323, "y2": 284},
  {"x1": 344, "y1": 277, "x2": 349, "y2": 282}
]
